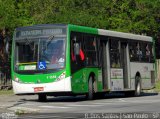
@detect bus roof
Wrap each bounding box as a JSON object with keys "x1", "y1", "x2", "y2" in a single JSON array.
[
  {"x1": 68, "y1": 24, "x2": 152, "y2": 42},
  {"x1": 98, "y1": 29, "x2": 152, "y2": 42},
  {"x1": 15, "y1": 24, "x2": 152, "y2": 42}
]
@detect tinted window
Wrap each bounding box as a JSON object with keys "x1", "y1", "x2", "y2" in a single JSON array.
[
  {"x1": 110, "y1": 39, "x2": 121, "y2": 68},
  {"x1": 129, "y1": 41, "x2": 154, "y2": 63},
  {"x1": 84, "y1": 34, "x2": 98, "y2": 66}
]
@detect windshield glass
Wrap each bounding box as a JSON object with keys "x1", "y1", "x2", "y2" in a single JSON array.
[{"x1": 14, "y1": 37, "x2": 65, "y2": 72}]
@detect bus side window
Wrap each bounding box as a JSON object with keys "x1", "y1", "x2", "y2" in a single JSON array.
[
  {"x1": 72, "y1": 36, "x2": 85, "y2": 62},
  {"x1": 145, "y1": 44, "x2": 150, "y2": 62},
  {"x1": 84, "y1": 35, "x2": 98, "y2": 66},
  {"x1": 145, "y1": 43, "x2": 154, "y2": 63},
  {"x1": 129, "y1": 42, "x2": 139, "y2": 62},
  {"x1": 110, "y1": 39, "x2": 120, "y2": 68},
  {"x1": 136, "y1": 42, "x2": 143, "y2": 61},
  {"x1": 146, "y1": 44, "x2": 150, "y2": 56}
]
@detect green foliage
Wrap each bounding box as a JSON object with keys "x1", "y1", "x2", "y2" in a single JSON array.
[
  {"x1": 0, "y1": 0, "x2": 17, "y2": 30},
  {"x1": 0, "y1": 0, "x2": 159, "y2": 36},
  {"x1": 0, "y1": 0, "x2": 159, "y2": 81},
  {"x1": 0, "y1": 90, "x2": 13, "y2": 95},
  {"x1": 155, "y1": 80, "x2": 160, "y2": 92}
]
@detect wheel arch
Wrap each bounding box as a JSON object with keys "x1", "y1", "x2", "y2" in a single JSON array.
[
  {"x1": 135, "y1": 71, "x2": 142, "y2": 83},
  {"x1": 135, "y1": 71, "x2": 142, "y2": 96},
  {"x1": 135, "y1": 72, "x2": 141, "y2": 78}
]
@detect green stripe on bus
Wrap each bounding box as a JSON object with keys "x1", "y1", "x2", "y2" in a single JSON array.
[{"x1": 68, "y1": 24, "x2": 98, "y2": 34}]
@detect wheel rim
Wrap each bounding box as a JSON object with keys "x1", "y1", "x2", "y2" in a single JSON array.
[
  {"x1": 135, "y1": 76, "x2": 141, "y2": 96},
  {"x1": 136, "y1": 82, "x2": 141, "y2": 95}
]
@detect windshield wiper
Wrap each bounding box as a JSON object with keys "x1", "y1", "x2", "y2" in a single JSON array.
[
  {"x1": 47, "y1": 35, "x2": 55, "y2": 46},
  {"x1": 40, "y1": 35, "x2": 55, "y2": 61},
  {"x1": 42, "y1": 35, "x2": 55, "y2": 52}
]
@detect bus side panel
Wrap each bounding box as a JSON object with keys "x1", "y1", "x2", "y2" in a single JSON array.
[
  {"x1": 71, "y1": 69, "x2": 86, "y2": 93},
  {"x1": 83, "y1": 68, "x2": 103, "y2": 93},
  {"x1": 130, "y1": 62, "x2": 155, "y2": 90},
  {"x1": 71, "y1": 68, "x2": 103, "y2": 94},
  {"x1": 110, "y1": 68, "x2": 124, "y2": 91}
]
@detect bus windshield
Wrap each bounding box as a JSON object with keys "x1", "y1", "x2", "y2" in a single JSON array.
[{"x1": 14, "y1": 37, "x2": 65, "y2": 72}]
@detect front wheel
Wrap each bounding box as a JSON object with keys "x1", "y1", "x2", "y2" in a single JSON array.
[
  {"x1": 86, "y1": 77, "x2": 94, "y2": 100},
  {"x1": 38, "y1": 94, "x2": 47, "y2": 102}
]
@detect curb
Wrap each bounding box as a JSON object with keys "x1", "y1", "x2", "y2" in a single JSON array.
[
  {"x1": 8, "y1": 107, "x2": 40, "y2": 115},
  {"x1": 142, "y1": 89, "x2": 160, "y2": 94}
]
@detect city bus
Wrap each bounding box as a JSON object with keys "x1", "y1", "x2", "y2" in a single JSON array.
[{"x1": 11, "y1": 24, "x2": 155, "y2": 101}]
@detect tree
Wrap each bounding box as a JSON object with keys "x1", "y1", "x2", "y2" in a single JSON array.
[{"x1": 0, "y1": 0, "x2": 160, "y2": 83}]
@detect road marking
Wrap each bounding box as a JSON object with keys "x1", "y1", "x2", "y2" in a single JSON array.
[
  {"x1": 93, "y1": 103, "x2": 112, "y2": 105},
  {"x1": 9, "y1": 107, "x2": 40, "y2": 111},
  {"x1": 19, "y1": 115, "x2": 61, "y2": 119},
  {"x1": 118, "y1": 99, "x2": 126, "y2": 102},
  {"x1": 125, "y1": 100, "x2": 160, "y2": 103},
  {"x1": 69, "y1": 104, "x2": 102, "y2": 107},
  {"x1": 19, "y1": 115, "x2": 78, "y2": 119},
  {"x1": 39, "y1": 105, "x2": 71, "y2": 109}
]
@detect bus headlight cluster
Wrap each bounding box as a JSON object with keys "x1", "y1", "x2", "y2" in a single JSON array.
[
  {"x1": 56, "y1": 72, "x2": 66, "y2": 81},
  {"x1": 14, "y1": 77, "x2": 22, "y2": 83},
  {"x1": 15, "y1": 77, "x2": 20, "y2": 82}
]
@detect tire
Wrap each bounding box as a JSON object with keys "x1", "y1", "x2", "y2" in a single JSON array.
[
  {"x1": 134, "y1": 76, "x2": 141, "y2": 96},
  {"x1": 86, "y1": 77, "x2": 94, "y2": 100},
  {"x1": 125, "y1": 76, "x2": 141, "y2": 97},
  {"x1": 38, "y1": 94, "x2": 47, "y2": 102}
]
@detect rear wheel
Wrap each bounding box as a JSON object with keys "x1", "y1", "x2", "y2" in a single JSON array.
[
  {"x1": 38, "y1": 94, "x2": 47, "y2": 102},
  {"x1": 125, "y1": 76, "x2": 141, "y2": 97},
  {"x1": 135, "y1": 76, "x2": 141, "y2": 96},
  {"x1": 86, "y1": 77, "x2": 94, "y2": 100}
]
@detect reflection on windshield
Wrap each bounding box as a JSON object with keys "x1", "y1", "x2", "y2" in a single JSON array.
[
  {"x1": 15, "y1": 37, "x2": 65, "y2": 71},
  {"x1": 40, "y1": 38, "x2": 65, "y2": 69}
]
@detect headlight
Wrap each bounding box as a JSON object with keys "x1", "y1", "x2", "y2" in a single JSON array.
[
  {"x1": 15, "y1": 77, "x2": 19, "y2": 82},
  {"x1": 14, "y1": 77, "x2": 22, "y2": 83},
  {"x1": 56, "y1": 72, "x2": 66, "y2": 81}
]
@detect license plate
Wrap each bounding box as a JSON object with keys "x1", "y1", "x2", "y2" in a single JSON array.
[{"x1": 34, "y1": 87, "x2": 44, "y2": 92}]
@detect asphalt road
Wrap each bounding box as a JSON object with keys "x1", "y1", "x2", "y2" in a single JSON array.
[{"x1": 0, "y1": 92, "x2": 160, "y2": 119}]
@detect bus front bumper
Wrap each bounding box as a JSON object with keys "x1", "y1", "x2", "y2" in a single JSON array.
[{"x1": 12, "y1": 77, "x2": 71, "y2": 94}]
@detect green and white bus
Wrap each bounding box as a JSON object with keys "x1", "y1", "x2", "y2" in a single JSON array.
[{"x1": 11, "y1": 24, "x2": 155, "y2": 101}]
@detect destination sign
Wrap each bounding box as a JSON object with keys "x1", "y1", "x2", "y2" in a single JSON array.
[{"x1": 16, "y1": 28, "x2": 66, "y2": 38}]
